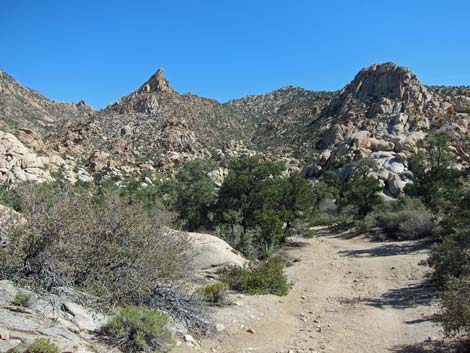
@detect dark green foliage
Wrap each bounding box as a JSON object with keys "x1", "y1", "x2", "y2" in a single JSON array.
[
  {"x1": 313, "y1": 170, "x2": 341, "y2": 202},
  {"x1": 13, "y1": 292, "x2": 31, "y2": 307},
  {"x1": 0, "y1": 185, "x2": 22, "y2": 211},
  {"x1": 101, "y1": 306, "x2": 173, "y2": 353},
  {"x1": 312, "y1": 159, "x2": 383, "y2": 223},
  {"x1": 438, "y1": 276, "x2": 470, "y2": 338},
  {"x1": 428, "y1": 216, "x2": 470, "y2": 287},
  {"x1": 342, "y1": 175, "x2": 383, "y2": 220},
  {"x1": 200, "y1": 282, "x2": 229, "y2": 305},
  {"x1": 26, "y1": 338, "x2": 59, "y2": 353},
  {"x1": 405, "y1": 132, "x2": 464, "y2": 211},
  {"x1": 216, "y1": 157, "x2": 316, "y2": 258},
  {"x1": 220, "y1": 256, "x2": 289, "y2": 296},
  {"x1": 171, "y1": 160, "x2": 218, "y2": 231},
  {"x1": 416, "y1": 133, "x2": 469, "y2": 338}
]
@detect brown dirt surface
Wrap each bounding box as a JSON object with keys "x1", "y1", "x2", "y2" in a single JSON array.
[{"x1": 174, "y1": 226, "x2": 444, "y2": 353}]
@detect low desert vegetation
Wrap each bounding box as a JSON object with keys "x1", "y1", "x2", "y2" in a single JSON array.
[
  {"x1": 100, "y1": 306, "x2": 174, "y2": 353},
  {"x1": 147, "y1": 157, "x2": 318, "y2": 259},
  {"x1": 0, "y1": 132, "x2": 467, "y2": 348},
  {"x1": 309, "y1": 132, "x2": 470, "y2": 341},
  {"x1": 409, "y1": 133, "x2": 470, "y2": 340},
  {"x1": 12, "y1": 292, "x2": 31, "y2": 307},
  {"x1": 220, "y1": 256, "x2": 289, "y2": 296},
  {"x1": 199, "y1": 282, "x2": 229, "y2": 305},
  {"x1": 362, "y1": 198, "x2": 436, "y2": 240},
  {"x1": 26, "y1": 338, "x2": 60, "y2": 353},
  {"x1": 0, "y1": 183, "x2": 190, "y2": 308}
]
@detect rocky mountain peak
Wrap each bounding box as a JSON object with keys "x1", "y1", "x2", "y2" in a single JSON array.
[
  {"x1": 349, "y1": 62, "x2": 429, "y2": 101},
  {"x1": 319, "y1": 63, "x2": 440, "y2": 124},
  {"x1": 138, "y1": 68, "x2": 175, "y2": 95}
]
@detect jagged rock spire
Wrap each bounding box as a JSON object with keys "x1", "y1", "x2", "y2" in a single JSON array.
[{"x1": 139, "y1": 68, "x2": 175, "y2": 94}]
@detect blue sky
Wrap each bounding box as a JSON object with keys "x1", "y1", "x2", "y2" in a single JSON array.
[{"x1": 1, "y1": 0, "x2": 469, "y2": 109}]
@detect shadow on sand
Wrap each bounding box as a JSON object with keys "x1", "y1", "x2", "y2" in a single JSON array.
[
  {"x1": 337, "y1": 238, "x2": 436, "y2": 258},
  {"x1": 361, "y1": 280, "x2": 440, "y2": 310},
  {"x1": 390, "y1": 339, "x2": 469, "y2": 353}
]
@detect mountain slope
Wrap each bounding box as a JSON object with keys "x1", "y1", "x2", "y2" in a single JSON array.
[
  {"x1": 303, "y1": 62, "x2": 469, "y2": 196},
  {"x1": 0, "y1": 70, "x2": 94, "y2": 135},
  {"x1": 0, "y1": 63, "x2": 468, "y2": 185},
  {"x1": 47, "y1": 69, "x2": 333, "y2": 174}
]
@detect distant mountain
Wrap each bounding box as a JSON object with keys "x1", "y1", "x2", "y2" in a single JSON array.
[
  {"x1": 303, "y1": 62, "x2": 469, "y2": 196},
  {"x1": 0, "y1": 70, "x2": 94, "y2": 135},
  {"x1": 46, "y1": 68, "x2": 333, "y2": 175},
  {"x1": 0, "y1": 63, "x2": 468, "y2": 189}
]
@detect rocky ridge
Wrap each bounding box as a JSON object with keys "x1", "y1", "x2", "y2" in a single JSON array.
[
  {"x1": 0, "y1": 63, "x2": 468, "y2": 189},
  {"x1": 0, "y1": 70, "x2": 94, "y2": 135},
  {"x1": 303, "y1": 63, "x2": 469, "y2": 196}
]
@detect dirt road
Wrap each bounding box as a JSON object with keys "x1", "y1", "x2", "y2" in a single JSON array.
[{"x1": 174, "y1": 226, "x2": 442, "y2": 353}]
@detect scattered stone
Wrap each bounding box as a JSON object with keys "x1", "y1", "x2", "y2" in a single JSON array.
[
  {"x1": 246, "y1": 328, "x2": 256, "y2": 334},
  {"x1": 184, "y1": 334, "x2": 196, "y2": 343}
]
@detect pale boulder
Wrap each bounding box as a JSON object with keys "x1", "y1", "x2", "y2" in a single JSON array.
[
  {"x1": 352, "y1": 131, "x2": 370, "y2": 150},
  {"x1": 189, "y1": 232, "x2": 247, "y2": 274}
]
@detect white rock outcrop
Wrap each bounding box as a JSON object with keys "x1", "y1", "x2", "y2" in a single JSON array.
[{"x1": 0, "y1": 131, "x2": 52, "y2": 184}]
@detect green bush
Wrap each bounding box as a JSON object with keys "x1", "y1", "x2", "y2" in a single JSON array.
[
  {"x1": 26, "y1": 338, "x2": 59, "y2": 353},
  {"x1": 428, "y1": 227, "x2": 470, "y2": 286},
  {"x1": 364, "y1": 199, "x2": 435, "y2": 240},
  {"x1": 220, "y1": 256, "x2": 289, "y2": 296},
  {"x1": 13, "y1": 292, "x2": 31, "y2": 307},
  {"x1": 101, "y1": 306, "x2": 173, "y2": 353},
  {"x1": 405, "y1": 132, "x2": 464, "y2": 211},
  {"x1": 216, "y1": 158, "x2": 316, "y2": 258},
  {"x1": 200, "y1": 282, "x2": 229, "y2": 305},
  {"x1": 342, "y1": 175, "x2": 383, "y2": 220},
  {"x1": 301, "y1": 228, "x2": 316, "y2": 239},
  {"x1": 438, "y1": 276, "x2": 470, "y2": 338}
]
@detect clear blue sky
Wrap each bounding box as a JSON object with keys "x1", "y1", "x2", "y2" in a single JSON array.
[{"x1": 2, "y1": 0, "x2": 469, "y2": 109}]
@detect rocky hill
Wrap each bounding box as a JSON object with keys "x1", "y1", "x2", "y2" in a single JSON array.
[
  {"x1": 44, "y1": 69, "x2": 331, "y2": 177},
  {"x1": 303, "y1": 62, "x2": 469, "y2": 196},
  {"x1": 0, "y1": 70, "x2": 94, "y2": 135},
  {"x1": 0, "y1": 63, "x2": 468, "y2": 188}
]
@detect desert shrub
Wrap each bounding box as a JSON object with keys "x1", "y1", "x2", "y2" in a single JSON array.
[
  {"x1": 200, "y1": 282, "x2": 229, "y2": 305},
  {"x1": 312, "y1": 209, "x2": 351, "y2": 226},
  {"x1": 220, "y1": 256, "x2": 289, "y2": 296},
  {"x1": 144, "y1": 285, "x2": 209, "y2": 332},
  {"x1": 0, "y1": 184, "x2": 190, "y2": 308},
  {"x1": 6, "y1": 347, "x2": 22, "y2": 353},
  {"x1": 0, "y1": 185, "x2": 22, "y2": 211},
  {"x1": 26, "y1": 338, "x2": 59, "y2": 353},
  {"x1": 100, "y1": 306, "x2": 173, "y2": 353},
  {"x1": 168, "y1": 159, "x2": 218, "y2": 231},
  {"x1": 13, "y1": 292, "x2": 31, "y2": 307},
  {"x1": 438, "y1": 276, "x2": 470, "y2": 338},
  {"x1": 342, "y1": 175, "x2": 383, "y2": 220},
  {"x1": 301, "y1": 228, "x2": 316, "y2": 239},
  {"x1": 405, "y1": 132, "x2": 465, "y2": 211},
  {"x1": 365, "y1": 199, "x2": 435, "y2": 240},
  {"x1": 216, "y1": 157, "x2": 316, "y2": 258},
  {"x1": 428, "y1": 226, "x2": 470, "y2": 286}
]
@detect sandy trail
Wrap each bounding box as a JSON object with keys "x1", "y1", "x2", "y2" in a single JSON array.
[{"x1": 174, "y1": 226, "x2": 442, "y2": 353}]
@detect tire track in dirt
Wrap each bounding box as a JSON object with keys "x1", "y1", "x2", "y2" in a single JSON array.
[{"x1": 174, "y1": 227, "x2": 441, "y2": 353}]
